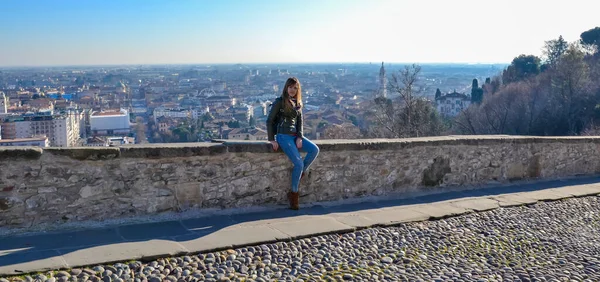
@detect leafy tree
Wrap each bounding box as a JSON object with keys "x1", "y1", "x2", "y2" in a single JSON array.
[
  {"x1": 580, "y1": 27, "x2": 600, "y2": 54},
  {"x1": 75, "y1": 76, "x2": 85, "y2": 86},
  {"x1": 502, "y1": 55, "x2": 541, "y2": 84},
  {"x1": 348, "y1": 115, "x2": 359, "y2": 127},
  {"x1": 201, "y1": 113, "x2": 214, "y2": 121},
  {"x1": 470, "y1": 79, "x2": 484, "y2": 104},
  {"x1": 228, "y1": 120, "x2": 241, "y2": 128},
  {"x1": 172, "y1": 125, "x2": 190, "y2": 141},
  {"x1": 435, "y1": 88, "x2": 442, "y2": 99}
]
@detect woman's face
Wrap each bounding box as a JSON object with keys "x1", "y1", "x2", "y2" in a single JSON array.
[{"x1": 287, "y1": 84, "x2": 298, "y2": 97}]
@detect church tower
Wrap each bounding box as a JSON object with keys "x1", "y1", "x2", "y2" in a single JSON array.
[
  {"x1": 377, "y1": 62, "x2": 387, "y2": 98},
  {"x1": 0, "y1": 92, "x2": 7, "y2": 114}
]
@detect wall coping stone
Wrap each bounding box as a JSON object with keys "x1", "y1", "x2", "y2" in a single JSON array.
[
  {"x1": 0, "y1": 147, "x2": 43, "y2": 161},
  {"x1": 120, "y1": 142, "x2": 227, "y2": 158},
  {"x1": 45, "y1": 147, "x2": 121, "y2": 160},
  {"x1": 2, "y1": 135, "x2": 600, "y2": 160}
]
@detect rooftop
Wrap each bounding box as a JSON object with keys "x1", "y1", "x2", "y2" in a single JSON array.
[
  {"x1": 0, "y1": 137, "x2": 47, "y2": 143},
  {"x1": 92, "y1": 110, "x2": 127, "y2": 117}
]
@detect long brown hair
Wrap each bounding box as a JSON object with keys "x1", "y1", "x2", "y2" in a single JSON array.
[{"x1": 281, "y1": 77, "x2": 303, "y2": 112}]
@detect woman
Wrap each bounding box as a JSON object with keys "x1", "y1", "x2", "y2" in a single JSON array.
[{"x1": 267, "y1": 77, "x2": 319, "y2": 210}]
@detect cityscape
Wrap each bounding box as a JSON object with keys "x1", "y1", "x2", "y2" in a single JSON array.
[
  {"x1": 3, "y1": 0, "x2": 600, "y2": 281},
  {"x1": 0, "y1": 63, "x2": 504, "y2": 147}
]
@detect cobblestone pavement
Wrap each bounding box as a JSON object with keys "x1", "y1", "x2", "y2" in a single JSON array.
[{"x1": 4, "y1": 196, "x2": 600, "y2": 282}]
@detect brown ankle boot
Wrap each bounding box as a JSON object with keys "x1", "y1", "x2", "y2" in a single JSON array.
[{"x1": 288, "y1": 191, "x2": 299, "y2": 210}]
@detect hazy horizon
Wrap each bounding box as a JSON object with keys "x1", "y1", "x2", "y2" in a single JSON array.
[
  {"x1": 0, "y1": 62, "x2": 509, "y2": 69},
  {"x1": 1, "y1": 0, "x2": 597, "y2": 67}
]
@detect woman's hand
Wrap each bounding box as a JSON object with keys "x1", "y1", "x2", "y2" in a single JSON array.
[
  {"x1": 296, "y1": 138, "x2": 302, "y2": 149},
  {"x1": 270, "y1": 140, "x2": 279, "y2": 151}
]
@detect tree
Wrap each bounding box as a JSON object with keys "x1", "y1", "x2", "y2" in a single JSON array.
[
  {"x1": 435, "y1": 88, "x2": 442, "y2": 99},
  {"x1": 201, "y1": 112, "x2": 214, "y2": 122},
  {"x1": 75, "y1": 76, "x2": 85, "y2": 86},
  {"x1": 543, "y1": 35, "x2": 569, "y2": 67},
  {"x1": 470, "y1": 79, "x2": 484, "y2": 104},
  {"x1": 368, "y1": 64, "x2": 446, "y2": 138},
  {"x1": 580, "y1": 27, "x2": 600, "y2": 54},
  {"x1": 549, "y1": 44, "x2": 593, "y2": 134},
  {"x1": 454, "y1": 81, "x2": 532, "y2": 135},
  {"x1": 134, "y1": 116, "x2": 148, "y2": 144},
  {"x1": 502, "y1": 54, "x2": 541, "y2": 84},
  {"x1": 228, "y1": 120, "x2": 241, "y2": 128},
  {"x1": 248, "y1": 115, "x2": 256, "y2": 127},
  {"x1": 323, "y1": 123, "x2": 362, "y2": 139},
  {"x1": 482, "y1": 76, "x2": 501, "y2": 96},
  {"x1": 173, "y1": 125, "x2": 192, "y2": 142}
]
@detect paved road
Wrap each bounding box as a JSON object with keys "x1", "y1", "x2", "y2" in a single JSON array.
[{"x1": 2, "y1": 176, "x2": 600, "y2": 277}]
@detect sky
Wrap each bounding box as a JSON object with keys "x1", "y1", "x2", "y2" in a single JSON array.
[{"x1": 0, "y1": 0, "x2": 598, "y2": 67}]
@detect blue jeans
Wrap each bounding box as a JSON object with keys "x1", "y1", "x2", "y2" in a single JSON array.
[{"x1": 276, "y1": 134, "x2": 320, "y2": 192}]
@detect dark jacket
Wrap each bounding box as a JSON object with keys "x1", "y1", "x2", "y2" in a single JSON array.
[{"x1": 266, "y1": 97, "x2": 303, "y2": 141}]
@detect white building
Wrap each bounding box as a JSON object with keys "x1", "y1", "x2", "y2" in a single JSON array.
[
  {"x1": 54, "y1": 112, "x2": 82, "y2": 147},
  {"x1": 436, "y1": 91, "x2": 471, "y2": 117},
  {"x1": 90, "y1": 108, "x2": 131, "y2": 136},
  {"x1": 0, "y1": 92, "x2": 7, "y2": 114},
  {"x1": 2, "y1": 111, "x2": 81, "y2": 147},
  {"x1": 204, "y1": 96, "x2": 236, "y2": 108},
  {"x1": 153, "y1": 107, "x2": 199, "y2": 123},
  {"x1": 107, "y1": 136, "x2": 135, "y2": 146},
  {"x1": 227, "y1": 127, "x2": 268, "y2": 140},
  {"x1": 0, "y1": 137, "x2": 49, "y2": 147}
]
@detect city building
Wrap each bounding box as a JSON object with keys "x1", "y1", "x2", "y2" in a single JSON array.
[
  {"x1": 376, "y1": 62, "x2": 387, "y2": 98},
  {"x1": 226, "y1": 127, "x2": 267, "y2": 140},
  {"x1": 84, "y1": 136, "x2": 134, "y2": 147},
  {"x1": 153, "y1": 107, "x2": 199, "y2": 123},
  {"x1": 436, "y1": 91, "x2": 471, "y2": 117},
  {"x1": 0, "y1": 92, "x2": 7, "y2": 114},
  {"x1": 0, "y1": 111, "x2": 82, "y2": 147},
  {"x1": 115, "y1": 81, "x2": 127, "y2": 94},
  {"x1": 90, "y1": 108, "x2": 131, "y2": 136},
  {"x1": 107, "y1": 136, "x2": 134, "y2": 146},
  {"x1": 230, "y1": 105, "x2": 253, "y2": 123},
  {"x1": 204, "y1": 96, "x2": 236, "y2": 108},
  {"x1": 156, "y1": 116, "x2": 170, "y2": 133}
]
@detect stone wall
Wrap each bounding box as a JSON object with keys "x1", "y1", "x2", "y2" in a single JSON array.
[{"x1": 2, "y1": 135, "x2": 600, "y2": 232}]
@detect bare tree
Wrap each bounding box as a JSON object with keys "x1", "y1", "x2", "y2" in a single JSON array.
[
  {"x1": 323, "y1": 123, "x2": 362, "y2": 139},
  {"x1": 550, "y1": 44, "x2": 592, "y2": 134},
  {"x1": 454, "y1": 81, "x2": 539, "y2": 135},
  {"x1": 543, "y1": 35, "x2": 569, "y2": 67},
  {"x1": 453, "y1": 105, "x2": 480, "y2": 135},
  {"x1": 368, "y1": 64, "x2": 445, "y2": 138},
  {"x1": 134, "y1": 116, "x2": 148, "y2": 144}
]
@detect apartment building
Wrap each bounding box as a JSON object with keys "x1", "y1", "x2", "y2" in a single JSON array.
[{"x1": 0, "y1": 111, "x2": 82, "y2": 147}]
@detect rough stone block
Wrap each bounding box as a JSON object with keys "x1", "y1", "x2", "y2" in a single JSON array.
[
  {"x1": 120, "y1": 143, "x2": 226, "y2": 158},
  {"x1": 45, "y1": 147, "x2": 120, "y2": 160},
  {"x1": 448, "y1": 198, "x2": 500, "y2": 212},
  {"x1": 364, "y1": 207, "x2": 430, "y2": 226},
  {"x1": 268, "y1": 217, "x2": 355, "y2": 239},
  {"x1": 59, "y1": 240, "x2": 189, "y2": 267},
  {"x1": 0, "y1": 147, "x2": 42, "y2": 160}
]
